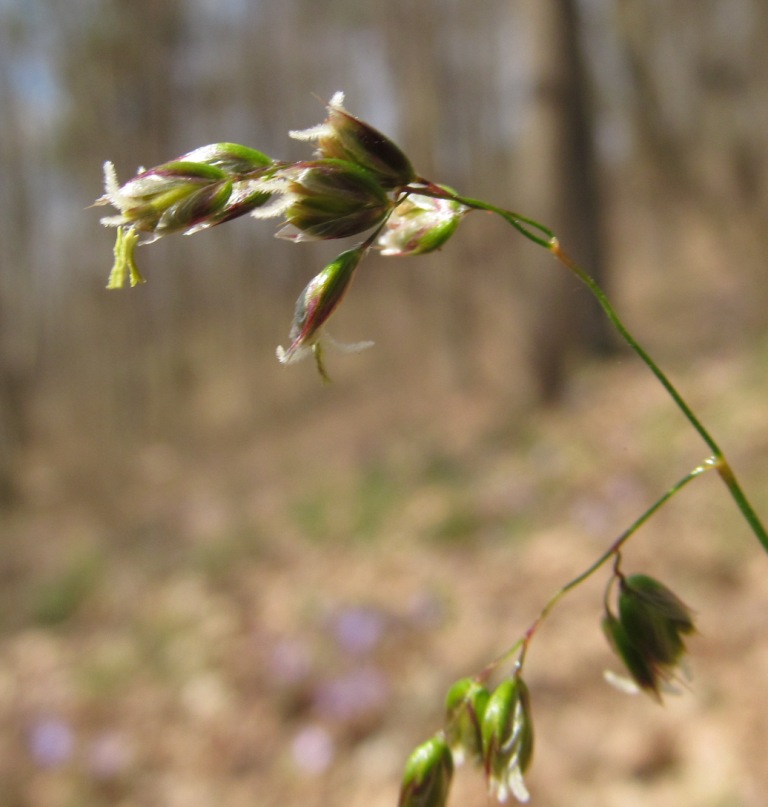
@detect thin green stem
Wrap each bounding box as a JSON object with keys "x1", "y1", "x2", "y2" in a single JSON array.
[
  {"x1": 411, "y1": 181, "x2": 555, "y2": 248},
  {"x1": 548, "y1": 241, "x2": 768, "y2": 552},
  {"x1": 548, "y1": 242, "x2": 717, "y2": 453},
  {"x1": 511, "y1": 459, "x2": 716, "y2": 670},
  {"x1": 406, "y1": 183, "x2": 768, "y2": 553}
]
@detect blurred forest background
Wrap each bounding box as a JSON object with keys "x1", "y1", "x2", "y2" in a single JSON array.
[{"x1": 1, "y1": 1, "x2": 768, "y2": 806}]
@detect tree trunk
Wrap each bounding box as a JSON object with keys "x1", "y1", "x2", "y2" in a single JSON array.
[{"x1": 521, "y1": 0, "x2": 615, "y2": 402}]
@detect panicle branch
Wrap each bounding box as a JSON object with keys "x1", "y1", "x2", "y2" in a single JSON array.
[{"x1": 94, "y1": 91, "x2": 767, "y2": 804}]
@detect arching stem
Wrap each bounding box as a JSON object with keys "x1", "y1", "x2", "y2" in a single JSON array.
[
  {"x1": 479, "y1": 460, "x2": 717, "y2": 679},
  {"x1": 406, "y1": 182, "x2": 768, "y2": 553}
]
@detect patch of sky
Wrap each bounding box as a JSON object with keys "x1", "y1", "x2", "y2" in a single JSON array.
[
  {"x1": 0, "y1": 0, "x2": 65, "y2": 136},
  {"x1": 187, "y1": 0, "x2": 258, "y2": 26}
]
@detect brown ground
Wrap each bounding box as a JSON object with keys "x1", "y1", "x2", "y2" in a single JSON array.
[{"x1": 2, "y1": 217, "x2": 768, "y2": 807}]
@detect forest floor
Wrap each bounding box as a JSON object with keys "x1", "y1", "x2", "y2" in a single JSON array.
[
  {"x1": 2, "y1": 352, "x2": 767, "y2": 807},
  {"x1": 2, "y1": 228, "x2": 768, "y2": 807}
]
